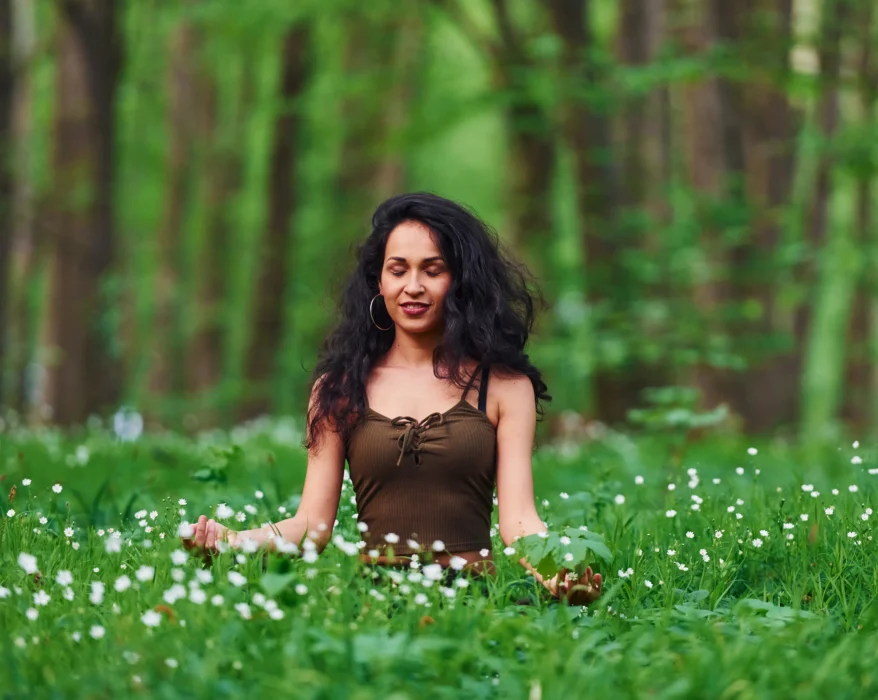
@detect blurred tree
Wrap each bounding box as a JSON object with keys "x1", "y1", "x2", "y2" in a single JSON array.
[
  {"x1": 609, "y1": 0, "x2": 674, "y2": 422},
  {"x1": 335, "y1": 4, "x2": 420, "y2": 241},
  {"x1": 718, "y1": 0, "x2": 799, "y2": 431},
  {"x1": 6, "y1": 0, "x2": 39, "y2": 415},
  {"x1": 0, "y1": 0, "x2": 12, "y2": 406},
  {"x1": 186, "y1": 55, "x2": 252, "y2": 416},
  {"x1": 44, "y1": 0, "x2": 122, "y2": 425},
  {"x1": 675, "y1": 0, "x2": 800, "y2": 432},
  {"x1": 800, "y1": 0, "x2": 857, "y2": 439},
  {"x1": 429, "y1": 0, "x2": 556, "y2": 278},
  {"x1": 675, "y1": 0, "x2": 741, "y2": 417},
  {"x1": 239, "y1": 24, "x2": 311, "y2": 420},
  {"x1": 489, "y1": 0, "x2": 556, "y2": 279},
  {"x1": 148, "y1": 5, "x2": 200, "y2": 404},
  {"x1": 841, "y1": 0, "x2": 877, "y2": 431},
  {"x1": 550, "y1": 0, "x2": 672, "y2": 423}
]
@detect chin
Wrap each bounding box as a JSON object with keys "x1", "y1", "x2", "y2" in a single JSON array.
[{"x1": 395, "y1": 318, "x2": 442, "y2": 334}]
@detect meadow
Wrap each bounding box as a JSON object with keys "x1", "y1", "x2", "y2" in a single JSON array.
[{"x1": 2, "y1": 416, "x2": 877, "y2": 699}]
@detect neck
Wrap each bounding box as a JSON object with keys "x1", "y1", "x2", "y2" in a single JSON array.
[{"x1": 383, "y1": 328, "x2": 442, "y2": 368}]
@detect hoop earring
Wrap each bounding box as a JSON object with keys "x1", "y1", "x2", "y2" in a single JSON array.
[{"x1": 370, "y1": 294, "x2": 393, "y2": 331}]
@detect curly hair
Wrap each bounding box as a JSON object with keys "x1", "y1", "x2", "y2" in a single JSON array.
[{"x1": 305, "y1": 192, "x2": 551, "y2": 449}]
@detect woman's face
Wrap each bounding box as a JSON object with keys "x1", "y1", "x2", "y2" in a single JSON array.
[{"x1": 377, "y1": 221, "x2": 451, "y2": 336}]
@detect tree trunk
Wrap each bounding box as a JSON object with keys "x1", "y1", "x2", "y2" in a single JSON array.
[
  {"x1": 373, "y1": 11, "x2": 423, "y2": 201},
  {"x1": 44, "y1": 0, "x2": 122, "y2": 425},
  {"x1": 799, "y1": 0, "x2": 856, "y2": 439},
  {"x1": 0, "y1": 0, "x2": 13, "y2": 408},
  {"x1": 842, "y1": 1, "x2": 876, "y2": 432},
  {"x1": 186, "y1": 66, "x2": 244, "y2": 403},
  {"x1": 7, "y1": 0, "x2": 38, "y2": 415},
  {"x1": 487, "y1": 0, "x2": 556, "y2": 280},
  {"x1": 674, "y1": 0, "x2": 799, "y2": 432},
  {"x1": 239, "y1": 26, "x2": 310, "y2": 420},
  {"x1": 148, "y1": 15, "x2": 198, "y2": 407},
  {"x1": 601, "y1": 0, "x2": 672, "y2": 422},
  {"x1": 721, "y1": 0, "x2": 799, "y2": 432},
  {"x1": 674, "y1": 0, "x2": 732, "y2": 413}
]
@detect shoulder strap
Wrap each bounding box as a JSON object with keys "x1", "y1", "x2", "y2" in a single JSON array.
[{"x1": 477, "y1": 365, "x2": 489, "y2": 413}]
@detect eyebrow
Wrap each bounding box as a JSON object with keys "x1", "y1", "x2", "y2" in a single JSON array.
[{"x1": 386, "y1": 256, "x2": 445, "y2": 264}]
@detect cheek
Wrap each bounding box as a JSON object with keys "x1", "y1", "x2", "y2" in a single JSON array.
[{"x1": 431, "y1": 279, "x2": 451, "y2": 306}]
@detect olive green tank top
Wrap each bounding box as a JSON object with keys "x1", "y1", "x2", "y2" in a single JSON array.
[{"x1": 346, "y1": 366, "x2": 496, "y2": 556}]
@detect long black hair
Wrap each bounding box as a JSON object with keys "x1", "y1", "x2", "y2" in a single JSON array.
[{"x1": 306, "y1": 192, "x2": 550, "y2": 449}]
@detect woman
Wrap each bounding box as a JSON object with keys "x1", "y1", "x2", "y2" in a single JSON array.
[{"x1": 183, "y1": 193, "x2": 602, "y2": 606}]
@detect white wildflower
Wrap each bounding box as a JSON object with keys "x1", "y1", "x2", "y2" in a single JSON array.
[
  {"x1": 449, "y1": 556, "x2": 467, "y2": 571},
  {"x1": 227, "y1": 571, "x2": 246, "y2": 588},
  {"x1": 18, "y1": 553, "x2": 38, "y2": 575},
  {"x1": 170, "y1": 550, "x2": 188, "y2": 566},
  {"x1": 141, "y1": 610, "x2": 161, "y2": 627}
]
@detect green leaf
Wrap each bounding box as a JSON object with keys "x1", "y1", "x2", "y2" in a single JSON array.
[{"x1": 260, "y1": 573, "x2": 295, "y2": 598}]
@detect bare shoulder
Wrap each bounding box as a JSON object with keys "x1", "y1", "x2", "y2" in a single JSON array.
[{"x1": 489, "y1": 369, "x2": 536, "y2": 415}]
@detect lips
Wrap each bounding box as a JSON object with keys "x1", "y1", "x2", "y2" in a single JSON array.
[{"x1": 400, "y1": 302, "x2": 431, "y2": 317}]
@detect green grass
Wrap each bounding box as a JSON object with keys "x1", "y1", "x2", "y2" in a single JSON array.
[{"x1": 2, "y1": 419, "x2": 877, "y2": 699}]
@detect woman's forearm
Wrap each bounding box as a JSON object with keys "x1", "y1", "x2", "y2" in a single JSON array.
[
  {"x1": 228, "y1": 515, "x2": 317, "y2": 553},
  {"x1": 503, "y1": 514, "x2": 557, "y2": 591}
]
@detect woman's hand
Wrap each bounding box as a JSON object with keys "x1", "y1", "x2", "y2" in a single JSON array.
[
  {"x1": 545, "y1": 566, "x2": 603, "y2": 606},
  {"x1": 181, "y1": 514, "x2": 236, "y2": 558}
]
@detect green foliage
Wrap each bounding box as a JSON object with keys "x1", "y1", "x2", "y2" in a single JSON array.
[
  {"x1": 2, "y1": 421, "x2": 877, "y2": 695},
  {"x1": 512, "y1": 527, "x2": 612, "y2": 580},
  {"x1": 190, "y1": 445, "x2": 244, "y2": 485},
  {"x1": 627, "y1": 386, "x2": 729, "y2": 432}
]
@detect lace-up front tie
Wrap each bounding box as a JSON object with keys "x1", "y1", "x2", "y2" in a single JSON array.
[{"x1": 391, "y1": 412, "x2": 443, "y2": 466}]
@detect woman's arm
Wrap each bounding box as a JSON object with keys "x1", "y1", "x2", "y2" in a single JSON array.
[
  {"x1": 493, "y1": 374, "x2": 552, "y2": 579},
  {"x1": 183, "y1": 383, "x2": 346, "y2": 556},
  {"x1": 494, "y1": 373, "x2": 602, "y2": 604}
]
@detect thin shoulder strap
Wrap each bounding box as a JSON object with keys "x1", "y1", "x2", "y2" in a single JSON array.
[{"x1": 477, "y1": 365, "x2": 490, "y2": 414}]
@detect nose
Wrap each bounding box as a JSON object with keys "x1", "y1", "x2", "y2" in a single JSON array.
[{"x1": 404, "y1": 270, "x2": 425, "y2": 295}]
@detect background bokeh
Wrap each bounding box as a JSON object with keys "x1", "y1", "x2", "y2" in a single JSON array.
[{"x1": 0, "y1": 0, "x2": 876, "y2": 443}]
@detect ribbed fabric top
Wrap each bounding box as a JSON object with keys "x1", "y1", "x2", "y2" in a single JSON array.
[{"x1": 346, "y1": 368, "x2": 497, "y2": 556}]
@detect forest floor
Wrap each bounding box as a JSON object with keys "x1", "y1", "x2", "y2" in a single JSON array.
[{"x1": 1, "y1": 418, "x2": 876, "y2": 698}]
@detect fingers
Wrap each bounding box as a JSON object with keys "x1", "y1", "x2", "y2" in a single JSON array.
[
  {"x1": 558, "y1": 568, "x2": 570, "y2": 598},
  {"x1": 564, "y1": 568, "x2": 603, "y2": 606},
  {"x1": 206, "y1": 519, "x2": 217, "y2": 551},
  {"x1": 194, "y1": 515, "x2": 207, "y2": 548}
]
